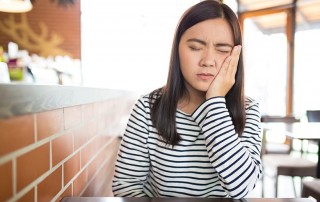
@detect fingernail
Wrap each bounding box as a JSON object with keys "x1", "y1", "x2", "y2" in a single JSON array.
[{"x1": 238, "y1": 45, "x2": 242, "y2": 53}]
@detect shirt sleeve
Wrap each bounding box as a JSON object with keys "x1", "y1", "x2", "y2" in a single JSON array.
[
  {"x1": 112, "y1": 97, "x2": 150, "y2": 197},
  {"x1": 191, "y1": 97, "x2": 262, "y2": 199}
]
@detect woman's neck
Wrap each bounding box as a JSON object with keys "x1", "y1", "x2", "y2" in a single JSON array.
[{"x1": 178, "y1": 85, "x2": 206, "y2": 115}]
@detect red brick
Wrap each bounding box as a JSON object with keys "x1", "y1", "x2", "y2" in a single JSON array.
[
  {"x1": 73, "y1": 170, "x2": 86, "y2": 196},
  {"x1": 0, "y1": 115, "x2": 34, "y2": 156},
  {"x1": 73, "y1": 125, "x2": 88, "y2": 150},
  {"x1": 52, "y1": 132, "x2": 73, "y2": 166},
  {"x1": 16, "y1": 143, "x2": 50, "y2": 191},
  {"x1": 64, "y1": 106, "x2": 82, "y2": 130},
  {"x1": 0, "y1": 161, "x2": 13, "y2": 201},
  {"x1": 81, "y1": 104, "x2": 94, "y2": 122},
  {"x1": 17, "y1": 188, "x2": 34, "y2": 202},
  {"x1": 37, "y1": 167, "x2": 62, "y2": 202},
  {"x1": 37, "y1": 109, "x2": 63, "y2": 140},
  {"x1": 81, "y1": 137, "x2": 101, "y2": 168},
  {"x1": 55, "y1": 185, "x2": 72, "y2": 202},
  {"x1": 85, "y1": 120, "x2": 98, "y2": 140},
  {"x1": 64, "y1": 152, "x2": 80, "y2": 186}
]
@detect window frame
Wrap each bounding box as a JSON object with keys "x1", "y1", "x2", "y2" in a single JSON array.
[{"x1": 238, "y1": 1, "x2": 297, "y2": 116}]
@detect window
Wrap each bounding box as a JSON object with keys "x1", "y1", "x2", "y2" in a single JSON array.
[
  {"x1": 293, "y1": 0, "x2": 320, "y2": 117},
  {"x1": 240, "y1": 0, "x2": 320, "y2": 117},
  {"x1": 81, "y1": 0, "x2": 199, "y2": 94},
  {"x1": 243, "y1": 12, "x2": 288, "y2": 116}
]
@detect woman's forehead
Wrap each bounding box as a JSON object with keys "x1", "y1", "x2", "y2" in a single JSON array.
[{"x1": 182, "y1": 19, "x2": 234, "y2": 45}]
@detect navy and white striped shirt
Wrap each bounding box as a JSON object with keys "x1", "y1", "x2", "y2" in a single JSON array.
[{"x1": 112, "y1": 94, "x2": 262, "y2": 199}]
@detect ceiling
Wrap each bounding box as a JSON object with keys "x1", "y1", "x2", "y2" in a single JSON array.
[
  {"x1": 239, "y1": 0, "x2": 293, "y2": 11},
  {"x1": 238, "y1": 0, "x2": 320, "y2": 34}
]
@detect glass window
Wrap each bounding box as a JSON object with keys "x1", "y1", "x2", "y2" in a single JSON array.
[
  {"x1": 81, "y1": 0, "x2": 199, "y2": 93},
  {"x1": 293, "y1": 0, "x2": 320, "y2": 117},
  {"x1": 243, "y1": 12, "x2": 288, "y2": 116}
]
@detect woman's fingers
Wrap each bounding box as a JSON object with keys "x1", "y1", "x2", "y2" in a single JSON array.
[
  {"x1": 221, "y1": 55, "x2": 232, "y2": 74},
  {"x1": 220, "y1": 45, "x2": 241, "y2": 76},
  {"x1": 205, "y1": 45, "x2": 242, "y2": 99},
  {"x1": 229, "y1": 45, "x2": 241, "y2": 76}
]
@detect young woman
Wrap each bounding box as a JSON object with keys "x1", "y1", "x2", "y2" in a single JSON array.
[{"x1": 112, "y1": 0, "x2": 261, "y2": 198}]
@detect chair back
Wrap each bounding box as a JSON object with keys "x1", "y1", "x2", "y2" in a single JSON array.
[
  {"x1": 305, "y1": 110, "x2": 320, "y2": 148},
  {"x1": 261, "y1": 115, "x2": 300, "y2": 123},
  {"x1": 260, "y1": 116, "x2": 300, "y2": 157},
  {"x1": 306, "y1": 110, "x2": 320, "y2": 122}
]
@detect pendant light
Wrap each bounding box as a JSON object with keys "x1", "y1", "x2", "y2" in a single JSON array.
[{"x1": 0, "y1": 0, "x2": 33, "y2": 13}]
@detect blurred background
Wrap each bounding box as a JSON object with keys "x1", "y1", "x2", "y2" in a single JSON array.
[
  {"x1": 1, "y1": 0, "x2": 320, "y2": 200},
  {"x1": 1, "y1": 0, "x2": 319, "y2": 118}
]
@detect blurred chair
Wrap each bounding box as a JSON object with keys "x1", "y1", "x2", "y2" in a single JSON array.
[
  {"x1": 302, "y1": 179, "x2": 320, "y2": 201},
  {"x1": 261, "y1": 116, "x2": 317, "y2": 197},
  {"x1": 302, "y1": 110, "x2": 320, "y2": 153},
  {"x1": 262, "y1": 154, "x2": 317, "y2": 197},
  {"x1": 307, "y1": 110, "x2": 320, "y2": 122},
  {"x1": 261, "y1": 116, "x2": 299, "y2": 156}
]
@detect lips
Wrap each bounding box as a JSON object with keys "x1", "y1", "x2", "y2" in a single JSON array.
[{"x1": 197, "y1": 73, "x2": 214, "y2": 80}]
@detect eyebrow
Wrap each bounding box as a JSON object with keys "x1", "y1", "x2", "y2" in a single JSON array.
[
  {"x1": 187, "y1": 38, "x2": 233, "y2": 48},
  {"x1": 187, "y1": 38, "x2": 206, "y2": 46}
]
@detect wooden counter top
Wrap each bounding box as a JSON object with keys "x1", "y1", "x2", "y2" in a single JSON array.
[{"x1": 61, "y1": 197, "x2": 314, "y2": 202}]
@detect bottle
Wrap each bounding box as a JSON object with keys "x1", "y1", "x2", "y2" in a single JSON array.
[{"x1": 0, "y1": 46, "x2": 6, "y2": 62}]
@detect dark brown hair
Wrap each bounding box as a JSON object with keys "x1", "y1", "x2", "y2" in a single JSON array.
[{"x1": 150, "y1": 0, "x2": 245, "y2": 145}]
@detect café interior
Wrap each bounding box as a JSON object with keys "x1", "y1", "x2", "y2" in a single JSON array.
[{"x1": 0, "y1": 0, "x2": 320, "y2": 201}]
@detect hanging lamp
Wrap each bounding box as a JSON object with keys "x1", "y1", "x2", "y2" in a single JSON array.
[{"x1": 0, "y1": 0, "x2": 33, "y2": 13}]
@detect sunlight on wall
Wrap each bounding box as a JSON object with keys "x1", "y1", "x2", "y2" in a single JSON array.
[
  {"x1": 294, "y1": 29, "x2": 320, "y2": 116},
  {"x1": 244, "y1": 18, "x2": 320, "y2": 117},
  {"x1": 81, "y1": 1, "x2": 319, "y2": 117},
  {"x1": 81, "y1": 0, "x2": 199, "y2": 94},
  {"x1": 243, "y1": 19, "x2": 287, "y2": 116}
]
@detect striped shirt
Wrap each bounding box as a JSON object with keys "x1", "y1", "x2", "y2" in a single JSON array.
[{"x1": 112, "y1": 94, "x2": 262, "y2": 199}]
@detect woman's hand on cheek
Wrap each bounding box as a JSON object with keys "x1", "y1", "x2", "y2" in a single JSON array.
[{"x1": 205, "y1": 45, "x2": 242, "y2": 99}]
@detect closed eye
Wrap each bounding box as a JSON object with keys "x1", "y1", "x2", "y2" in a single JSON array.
[
  {"x1": 215, "y1": 43, "x2": 233, "y2": 54},
  {"x1": 216, "y1": 47, "x2": 231, "y2": 54},
  {"x1": 189, "y1": 46, "x2": 201, "y2": 51},
  {"x1": 217, "y1": 50, "x2": 230, "y2": 54}
]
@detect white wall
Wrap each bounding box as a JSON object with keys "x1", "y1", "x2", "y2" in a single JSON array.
[{"x1": 81, "y1": 0, "x2": 199, "y2": 94}]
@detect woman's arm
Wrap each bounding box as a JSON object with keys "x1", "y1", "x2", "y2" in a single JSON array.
[
  {"x1": 191, "y1": 97, "x2": 262, "y2": 199},
  {"x1": 112, "y1": 97, "x2": 150, "y2": 197}
]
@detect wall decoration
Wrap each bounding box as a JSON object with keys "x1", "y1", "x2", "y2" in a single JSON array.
[
  {"x1": 0, "y1": 13, "x2": 71, "y2": 57},
  {"x1": 0, "y1": 0, "x2": 80, "y2": 58}
]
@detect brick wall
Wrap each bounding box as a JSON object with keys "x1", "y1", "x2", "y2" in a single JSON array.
[{"x1": 0, "y1": 96, "x2": 135, "y2": 201}]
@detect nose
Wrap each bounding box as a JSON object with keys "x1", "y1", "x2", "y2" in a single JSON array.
[{"x1": 199, "y1": 49, "x2": 216, "y2": 68}]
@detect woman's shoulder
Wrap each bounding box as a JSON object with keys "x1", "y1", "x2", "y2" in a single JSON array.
[
  {"x1": 136, "y1": 88, "x2": 162, "y2": 108},
  {"x1": 245, "y1": 96, "x2": 259, "y2": 111},
  {"x1": 141, "y1": 88, "x2": 162, "y2": 102}
]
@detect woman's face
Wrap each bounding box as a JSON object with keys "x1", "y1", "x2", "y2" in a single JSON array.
[{"x1": 178, "y1": 18, "x2": 235, "y2": 94}]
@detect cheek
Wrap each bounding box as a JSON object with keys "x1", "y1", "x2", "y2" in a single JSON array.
[
  {"x1": 216, "y1": 55, "x2": 229, "y2": 70},
  {"x1": 179, "y1": 49, "x2": 197, "y2": 71},
  {"x1": 178, "y1": 46, "x2": 187, "y2": 67}
]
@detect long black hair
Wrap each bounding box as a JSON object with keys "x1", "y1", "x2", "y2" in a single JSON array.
[{"x1": 150, "y1": 0, "x2": 245, "y2": 146}]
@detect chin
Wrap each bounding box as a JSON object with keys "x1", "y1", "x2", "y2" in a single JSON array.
[
  {"x1": 185, "y1": 82, "x2": 210, "y2": 94},
  {"x1": 200, "y1": 84, "x2": 210, "y2": 91},
  {"x1": 195, "y1": 86, "x2": 210, "y2": 93}
]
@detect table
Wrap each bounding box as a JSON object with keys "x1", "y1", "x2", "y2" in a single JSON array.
[
  {"x1": 263, "y1": 122, "x2": 320, "y2": 178},
  {"x1": 61, "y1": 197, "x2": 313, "y2": 202}
]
